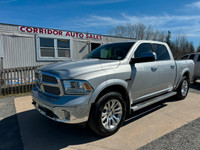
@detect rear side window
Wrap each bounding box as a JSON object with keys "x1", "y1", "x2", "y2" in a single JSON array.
[
  {"x1": 197, "y1": 55, "x2": 200, "y2": 61},
  {"x1": 189, "y1": 54, "x2": 195, "y2": 60},
  {"x1": 152, "y1": 44, "x2": 170, "y2": 60},
  {"x1": 134, "y1": 43, "x2": 153, "y2": 58},
  {"x1": 181, "y1": 55, "x2": 189, "y2": 60}
]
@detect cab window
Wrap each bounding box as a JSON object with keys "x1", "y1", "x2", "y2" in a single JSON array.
[
  {"x1": 181, "y1": 55, "x2": 189, "y2": 60},
  {"x1": 152, "y1": 44, "x2": 170, "y2": 60},
  {"x1": 189, "y1": 54, "x2": 195, "y2": 60},
  {"x1": 134, "y1": 43, "x2": 153, "y2": 58}
]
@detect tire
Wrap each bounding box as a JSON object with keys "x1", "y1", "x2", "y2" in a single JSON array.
[
  {"x1": 175, "y1": 76, "x2": 189, "y2": 100},
  {"x1": 88, "y1": 92, "x2": 126, "y2": 137}
]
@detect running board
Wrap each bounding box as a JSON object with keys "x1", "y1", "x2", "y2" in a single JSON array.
[{"x1": 131, "y1": 92, "x2": 177, "y2": 111}]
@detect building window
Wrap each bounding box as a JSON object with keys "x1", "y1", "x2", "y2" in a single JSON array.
[
  {"x1": 37, "y1": 37, "x2": 71, "y2": 61},
  {"x1": 40, "y1": 38, "x2": 55, "y2": 57},
  {"x1": 57, "y1": 39, "x2": 70, "y2": 57}
]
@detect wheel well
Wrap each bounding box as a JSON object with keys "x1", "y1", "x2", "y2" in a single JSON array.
[
  {"x1": 183, "y1": 71, "x2": 190, "y2": 79},
  {"x1": 95, "y1": 85, "x2": 131, "y2": 114}
]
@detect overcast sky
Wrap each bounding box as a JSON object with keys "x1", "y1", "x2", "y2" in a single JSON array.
[{"x1": 0, "y1": 0, "x2": 200, "y2": 48}]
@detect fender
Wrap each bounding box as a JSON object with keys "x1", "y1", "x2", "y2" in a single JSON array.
[
  {"x1": 174, "y1": 68, "x2": 190, "y2": 90},
  {"x1": 88, "y1": 79, "x2": 128, "y2": 104}
]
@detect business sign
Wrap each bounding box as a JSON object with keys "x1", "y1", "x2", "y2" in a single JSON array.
[{"x1": 18, "y1": 26, "x2": 103, "y2": 40}]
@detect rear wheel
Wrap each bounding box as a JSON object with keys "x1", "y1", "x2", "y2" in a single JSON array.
[
  {"x1": 175, "y1": 76, "x2": 189, "y2": 100},
  {"x1": 88, "y1": 92, "x2": 126, "y2": 137}
]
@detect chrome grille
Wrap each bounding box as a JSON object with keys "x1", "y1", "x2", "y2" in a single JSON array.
[{"x1": 36, "y1": 71, "x2": 63, "y2": 96}]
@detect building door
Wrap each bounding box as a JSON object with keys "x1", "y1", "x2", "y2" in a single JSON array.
[{"x1": 91, "y1": 43, "x2": 101, "y2": 51}]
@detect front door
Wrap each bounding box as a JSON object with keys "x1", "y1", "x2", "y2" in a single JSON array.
[{"x1": 130, "y1": 43, "x2": 159, "y2": 102}]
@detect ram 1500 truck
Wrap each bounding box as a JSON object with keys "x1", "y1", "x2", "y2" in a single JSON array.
[{"x1": 32, "y1": 40, "x2": 194, "y2": 136}]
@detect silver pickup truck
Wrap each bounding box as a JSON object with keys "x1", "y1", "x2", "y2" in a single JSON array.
[{"x1": 32, "y1": 40, "x2": 194, "y2": 136}]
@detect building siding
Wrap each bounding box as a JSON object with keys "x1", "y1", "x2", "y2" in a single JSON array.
[
  {"x1": 0, "y1": 24, "x2": 17, "y2": 34},
  {"x1": 73, "y1": 40, "x2": 90, "y2": 60},
  {"x1": 3, "y1": 35, "x2": 49, "y2": 69}
]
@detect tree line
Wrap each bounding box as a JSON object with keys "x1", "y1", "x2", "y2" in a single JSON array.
[{"x1": 109, "y1": 23, "x2": 198, "y2": 59}]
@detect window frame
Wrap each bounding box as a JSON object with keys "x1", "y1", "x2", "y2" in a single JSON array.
[{"x1": 36, "y1": 35, "x2": 72, "y2": 61}]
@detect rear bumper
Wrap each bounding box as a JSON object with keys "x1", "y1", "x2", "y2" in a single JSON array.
[{"x1": 32, "y1": 94, "x2": 91, "y2": 124}]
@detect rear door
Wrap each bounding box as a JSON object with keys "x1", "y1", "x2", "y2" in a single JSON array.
[
  {"x1": 152, "y1": 44, "x2": 176, "y2": 92},
  {"x1": 195, "y1": 54, "x2": 200, "y2": 77}
]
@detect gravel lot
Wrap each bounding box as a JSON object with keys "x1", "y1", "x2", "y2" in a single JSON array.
[{"x1": 139, "y1": 118, "x2": 200, "y2": 150}]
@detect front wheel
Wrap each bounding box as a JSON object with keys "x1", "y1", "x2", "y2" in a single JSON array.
[
  {"x1": 175, "y1": 76, "x2": 189, "y2": 100},
  {"x1": 88, "y1": 92, "x2": 126, "y2": 137}
]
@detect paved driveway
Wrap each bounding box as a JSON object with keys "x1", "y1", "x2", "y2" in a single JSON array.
[{"x1": 13, "y1": 91, "x2": 200, "y2": 150}]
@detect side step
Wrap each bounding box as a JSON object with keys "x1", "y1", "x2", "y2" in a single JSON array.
[{"x1": 131, "y1": 92, "x2": 177, "y2": 111}]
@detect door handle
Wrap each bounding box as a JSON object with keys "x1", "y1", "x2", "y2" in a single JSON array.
[
  {"x1": 170, "y1": 65, "x2": 175, "y2": 69},
  {"x1": 151, "y1": 67, "x2": 157, "y2": 72}
]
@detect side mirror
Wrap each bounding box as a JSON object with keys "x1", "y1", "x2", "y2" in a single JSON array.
[{"x1": 130, "y1": 52, "x2": 157, "y2": 64}]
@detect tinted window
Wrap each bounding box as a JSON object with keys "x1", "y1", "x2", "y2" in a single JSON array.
[
  {"x1": 152, "y1": 44, "x2": 170, "y2": 60},
  {"x1": 181, "y1": 55, "x2": 189, "y2": 60},
  {"x1": 189, "y1": 54, "x2": 195, "y2": 60},
  {"x1": 134, "y1": 43, "x2": 153, "y2": 58},
  {"x1": 197, "y1": 55, "x2": 200, "y2": 61},
  {"x1": 86, "y1": 42, "x2": 135, "y2": 60}
]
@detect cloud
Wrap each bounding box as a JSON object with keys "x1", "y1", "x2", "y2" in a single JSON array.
[
  {"x1": 0, "y1": 0, "x2": 16, "y2": 4},
  {"x1": 76, "y1": 0, "x2": 127, "y2": 5},
  {"x1": 185, "y1": 1, "x2": 200, "y2": 9},
  {"x1": 68, "y1": 13, "x2": 200, "y2": 39},
  {"x1": 80, "y1": 14, "x2": 200, "y2": 27}
]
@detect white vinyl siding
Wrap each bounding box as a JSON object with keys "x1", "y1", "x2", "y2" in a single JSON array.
[{"x1": 2, "y1": 35, "x2": 49, "y2": 69}]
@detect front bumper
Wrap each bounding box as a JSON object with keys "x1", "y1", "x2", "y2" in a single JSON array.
[{"x1": 32, "y1": 94, "x2": 91, "y2": 124}]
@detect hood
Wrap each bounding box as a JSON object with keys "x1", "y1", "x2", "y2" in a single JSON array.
[{"x1": 39, "y1": 59, "x2": 120, "y2": 79}]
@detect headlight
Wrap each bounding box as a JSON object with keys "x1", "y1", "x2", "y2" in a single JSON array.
[{"x1": 63, "y1": 80, "x2": 93, "y2": 95}]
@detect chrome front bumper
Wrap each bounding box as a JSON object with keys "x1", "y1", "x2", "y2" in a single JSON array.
[{"x1": 32, "y1": 96, "x2": 91, "y2": 124}]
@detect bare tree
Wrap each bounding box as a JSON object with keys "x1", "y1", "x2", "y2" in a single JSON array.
[
  {"x1": 109, "y1": 23, "x2": 166, "y2": 41},
  {"x1": 197, "y1": 45, "x2": 200, "y2": 52},
  {"x1": 109, "y1": 23, "x2": 195, "y2": 59}
]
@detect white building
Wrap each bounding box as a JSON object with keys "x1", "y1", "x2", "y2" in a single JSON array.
[{"x1": 0, "y1": 23, "x2": 131, "y2": 70}]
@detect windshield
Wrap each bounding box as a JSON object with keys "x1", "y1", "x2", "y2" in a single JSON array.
[{"x1": 85, "y1": 42, "x2": 135, "y2": 60}]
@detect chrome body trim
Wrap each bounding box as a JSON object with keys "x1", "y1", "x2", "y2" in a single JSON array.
[
  {"x1": 36, "y1": 71, "x2": 64, "y2": 96},
  {"x1": 131, "y1": 92, "x2": 177, "y2": 111},
  {"x1": 32, "y1": 95, "x2": 91, "y2": 124}
]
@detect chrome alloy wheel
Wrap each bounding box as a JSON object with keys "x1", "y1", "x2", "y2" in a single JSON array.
[
  {"x1": 101, "y1": 99, "x2": 123, "y2": 130},
  {"x1": 181, "y1": 80, "x2": 188, "y2": 97}
]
